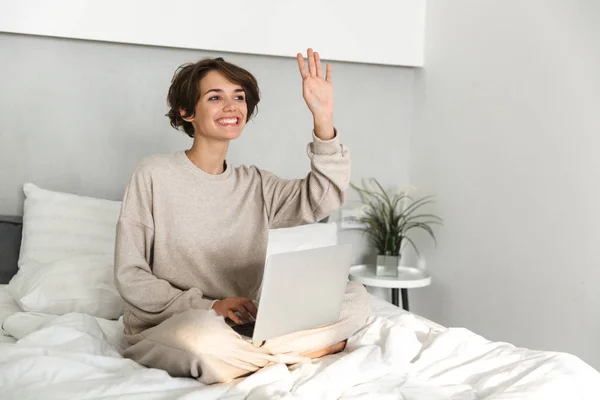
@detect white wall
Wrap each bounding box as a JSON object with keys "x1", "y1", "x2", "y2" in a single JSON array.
[
  {"x1": 410, "y1": 0, "x2": 600, "y2": 369},
  {"x1": 0, "y1": 32, "x2": 415, "y2": 265}
]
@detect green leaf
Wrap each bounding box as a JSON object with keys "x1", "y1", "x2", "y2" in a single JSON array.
[
  {"x1": 372, "y1": 178, "x2": 394, "y2": 211},
  {"x1": 404, "y1": 213, "x2": 443, "y2": 224},
  {"x1": 350, "y1": 182, "x2": 388, "y2": 206},
  {"x1": 404, "y1": 222, "x2": 438, "y2": 246},
  {"x1": 350, "y1": 180, "x2": 442, "y2": 256},
  {"x1": 402, "y1": 198, "x2": 435, "y2": 221},
  {"x1": 391, "y1": 194, "x2": 410, "y2": 215},
  {"x1": 404, "y1": 236, "x2": 421, "y2": 260},
  {"x1": 403, "y1": 196, "x2": 433, "y2": 213}
]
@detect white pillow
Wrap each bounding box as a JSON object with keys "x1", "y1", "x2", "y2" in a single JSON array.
[
  {"x1": 18, "y1": 183, "x2": 122, "y2": 268},
  {"x1": 267, "y1": 222, "x2": 338, "y2": 257},
  {"x1": 11, "y1": 183, "x2": 124, "y2": 319},
  {"x1": 7, "y1": 255, "x2": 124, "y2": 320}
]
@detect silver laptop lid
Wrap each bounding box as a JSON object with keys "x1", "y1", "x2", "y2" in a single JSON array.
[{"x1": 252, "y1": 244, "x2": 353, "y2": 343}]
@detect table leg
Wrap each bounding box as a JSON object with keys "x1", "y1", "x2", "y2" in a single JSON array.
[
  {"x1": 391, "y1": 289, "x2": 409, "y2": 310},
  {"x1": 392, "y1": 288, "x2": 399, "y2": 307}
]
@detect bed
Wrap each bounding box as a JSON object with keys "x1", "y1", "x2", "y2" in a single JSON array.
[{"x1": 1, "y1": 184, "x2": 599, "y2": 400}]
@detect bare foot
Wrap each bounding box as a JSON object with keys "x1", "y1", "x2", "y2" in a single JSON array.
[{"x1": 303, "y1": 340, "x2": 347, "y2": 359}]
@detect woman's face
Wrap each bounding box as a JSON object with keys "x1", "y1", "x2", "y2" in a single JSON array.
[{"x1": 184, "y1": 70, "x2": 248, "y2": 141}]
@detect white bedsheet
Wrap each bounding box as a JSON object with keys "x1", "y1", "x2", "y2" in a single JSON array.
[
  {"x1": 0, "y1": 284, "x2": 21, "y2": 344},
  {"x1": 0, "y1": 292, "x2": 598, "y2": 400}
]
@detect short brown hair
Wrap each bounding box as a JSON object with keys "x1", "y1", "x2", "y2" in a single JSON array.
[{"x1": 166, "y1": 57, "x2": 260, "y2": 138}]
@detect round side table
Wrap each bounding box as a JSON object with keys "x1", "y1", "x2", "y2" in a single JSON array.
[{"x1": 348, "y1": 264, "x2": 431, "y2": 311}]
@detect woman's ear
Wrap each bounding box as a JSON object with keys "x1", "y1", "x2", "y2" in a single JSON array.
[{"x1": 179, "y1": 108, "x2": 195, "y2": 123}]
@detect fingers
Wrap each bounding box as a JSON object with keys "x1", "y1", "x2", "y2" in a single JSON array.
[
  {"x1": 307, "y1": 48, "x2": 317, "y2": 77},
  {"x1": 227, "y1": 310, "x2": 242, "y2": 325},
  {"x1": 298, "y1": 48, "x2": 328, "y2": 82},
  {"x1": 235, "y1": 304, "x2": 252, "y2": 323},
  {"x1": 314, "y1": 51, "x2": 323, "y2": 79},
  {"x1": 297, "y1": 53, "x2": 308, "y2": 79},
  {"x1": 242, "y1": 299, "x2": 258, "y2": 319},
  {"x1": 218, "y1": 297, "x2": 259, "y2": 325}
]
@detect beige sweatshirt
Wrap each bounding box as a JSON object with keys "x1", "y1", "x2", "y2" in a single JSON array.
[{"x1": 114, "y1": 133, "x2": 351, "y2": 335}]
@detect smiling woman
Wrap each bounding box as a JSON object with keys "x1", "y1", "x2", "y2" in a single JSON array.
[
  {"x1": 113, "y1": 49, "x2": 371, "y2": 384},
  {"x1": 166, "y1": 57, "x2": 260, "y2": 140}
]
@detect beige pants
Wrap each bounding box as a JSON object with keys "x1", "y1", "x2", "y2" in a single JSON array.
[{"x1": 122, "y1": 282, "x2": 370, "y2": 384}]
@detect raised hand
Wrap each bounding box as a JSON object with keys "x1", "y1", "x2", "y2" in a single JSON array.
[{"x1": 297, "y1": 48, "x2": 334, "y2": 140}]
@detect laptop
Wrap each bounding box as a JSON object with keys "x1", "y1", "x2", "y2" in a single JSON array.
[{"x1": 230, "y1": 244, "x2": 353, "y2": 343}]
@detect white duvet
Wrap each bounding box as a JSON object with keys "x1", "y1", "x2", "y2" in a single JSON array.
[{"x1": 1, "y1": 297, "x2": 599, "y2": 400}]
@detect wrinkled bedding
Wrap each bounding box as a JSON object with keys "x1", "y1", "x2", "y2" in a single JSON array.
[{"x1": 0, "y1": 287, "x2": 598, "y2": 400}]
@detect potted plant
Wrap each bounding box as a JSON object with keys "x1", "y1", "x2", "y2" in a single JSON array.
[{"x1": 346, "y1": 179, "x2": 442, "y2": 277}]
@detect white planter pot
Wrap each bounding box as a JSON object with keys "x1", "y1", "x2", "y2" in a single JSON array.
[{"x1": 376, "y1": 254, "x2": 399, "y2": 277}]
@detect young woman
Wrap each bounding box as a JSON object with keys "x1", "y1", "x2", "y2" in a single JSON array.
[{"x1": 114, "y1": 49, "x2": 370, "y2": 384}]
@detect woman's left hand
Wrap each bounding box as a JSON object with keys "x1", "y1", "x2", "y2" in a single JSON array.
[{"x1": 297, "y1": 48, "x2": 333, "y2": 124}]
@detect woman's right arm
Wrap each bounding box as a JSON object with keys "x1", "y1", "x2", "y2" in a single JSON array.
[{"x1": 114, "y1": 164, "x2": 214, "y2": 330}]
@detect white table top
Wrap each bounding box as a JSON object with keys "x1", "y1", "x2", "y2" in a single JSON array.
[{"x1": 349, "y1": 264, "x2": 431, "y2": 289}]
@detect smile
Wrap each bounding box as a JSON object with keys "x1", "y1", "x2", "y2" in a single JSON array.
[{"x1": 216, "y1": 117, "x2": 240, "y2": 126}]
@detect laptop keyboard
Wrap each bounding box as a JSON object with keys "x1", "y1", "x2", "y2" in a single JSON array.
[{"x1": 231, "y1": 321, "x2": 256, "y2": 337}]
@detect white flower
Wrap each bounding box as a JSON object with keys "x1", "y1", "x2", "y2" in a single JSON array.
[
  {"x1": 395, "y1": 183, "x2": 417, "y2": 213},
  {"x1": 357, "y1": 205, "x2": 371, "y2": 218},
  {"x1": 395, "y1": 183, "x2": 417, "y2": 196},
  {"x1": 365, "y1": 179, "x2": 378, "y2": 195}
]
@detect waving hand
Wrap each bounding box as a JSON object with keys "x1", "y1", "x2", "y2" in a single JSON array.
[{"x1": 297, "y1": 48, "x2": 334, "y2": 139}]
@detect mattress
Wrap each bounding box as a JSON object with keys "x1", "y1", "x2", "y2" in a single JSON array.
[{"x1": 1, "y1": 290, "x2": 599, "y2": 399}]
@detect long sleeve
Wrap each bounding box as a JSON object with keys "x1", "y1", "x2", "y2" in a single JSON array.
[
  {"x1": 260, "y1": 131, "x2": 351, "y2": 229},
  {"x1": 114, "y1": 165, "x2": 214, "y2": 334}
]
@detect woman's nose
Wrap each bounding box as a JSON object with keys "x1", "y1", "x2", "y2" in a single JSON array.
[{"x1": 223, "y1": 99, "x2": 237, "y2": 112}]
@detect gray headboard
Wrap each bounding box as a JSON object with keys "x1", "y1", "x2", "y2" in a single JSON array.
[{"x1": 0, "y1": 215, "x2": 22, "y2": 284}]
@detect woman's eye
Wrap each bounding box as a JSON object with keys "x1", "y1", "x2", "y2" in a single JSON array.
[{"x1": 208, "y1": 96, "x2": 244, "y2": 101}]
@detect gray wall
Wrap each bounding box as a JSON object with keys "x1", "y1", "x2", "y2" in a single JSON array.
[
  {"x1": 409, "y1": 0, "x2": 600, "y2": 369},
  {"x1": 0, "y1": 33, "x2": 415, "y2": 265}
]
